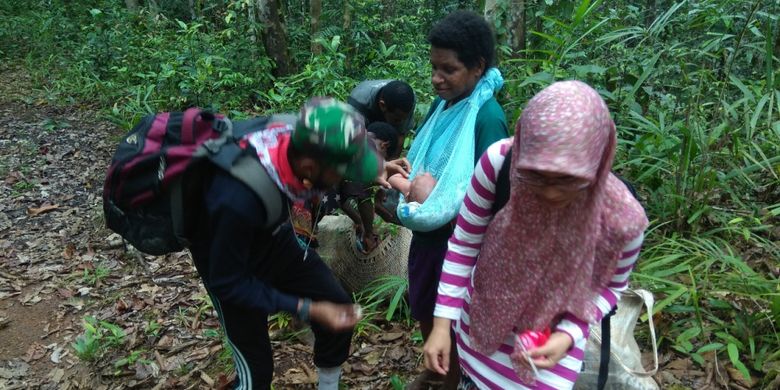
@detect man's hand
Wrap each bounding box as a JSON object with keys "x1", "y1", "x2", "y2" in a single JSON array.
[
  {"x1": 423, "y1": 318, "x2": 453, "y2": 375},
  {"x1": 516, "y1": 331, "x2": 573, "y2": 370},
  {"x1": 377, "y1": 158, "x2": 411, "y2": 188},
  {"x1": 308, "y1": 301, "x2": 361, "y2": 332}
]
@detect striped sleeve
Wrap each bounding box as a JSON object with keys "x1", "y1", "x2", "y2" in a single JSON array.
[
  {"x1": 554, "y1": 233, "x2": 645, "y2": 344},
  {"x1": 434, "y1": 139, "x2": 512, "y2": 320}
]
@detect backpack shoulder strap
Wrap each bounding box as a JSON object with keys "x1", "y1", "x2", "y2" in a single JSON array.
[
  {"x1": 229, "y1": 153, "x2": 283, "y2": 229},
  {"x1": 206, "y1": 140, "x2": 283, "y2": 229},
  {"x1": 491, "y1": 147, "x2": 512, "y2": 215}
]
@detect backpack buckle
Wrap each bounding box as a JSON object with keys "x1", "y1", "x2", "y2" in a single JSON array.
[
  {"x1": 213, "y1": 118, "x2": 233, "y2": 135},
  {"x1": 202, "y1": 139, "x2": 224, "y2": 154}
]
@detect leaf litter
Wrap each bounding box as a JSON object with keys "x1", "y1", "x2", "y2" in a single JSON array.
[
  {"x1": 0, "y1": 67, "x2": 742, "y2": 389},
  {"x1": 0, "y1": 68, "x2": 426, "y2": 389}
]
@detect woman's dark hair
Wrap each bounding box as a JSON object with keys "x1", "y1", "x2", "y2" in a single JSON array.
[
  {"x1": 367, "y1": 121, "x2": 400, "y2": 158},
  {"x1": 427, "y1": 10, "x2": 496, "y2": 73}
]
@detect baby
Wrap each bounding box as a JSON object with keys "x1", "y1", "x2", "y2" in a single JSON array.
[{"x1": 388, "y1": 171, "x2": 437, "y2": 217}]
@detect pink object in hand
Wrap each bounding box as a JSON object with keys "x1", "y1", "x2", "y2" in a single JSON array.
[{"x1": 517, "y1": 327, "x2": 551, "y2": 350}]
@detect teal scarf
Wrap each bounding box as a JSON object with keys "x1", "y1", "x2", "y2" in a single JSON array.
[{"x1": 398, "y1": 68, "x2": 504, "y2": 232}]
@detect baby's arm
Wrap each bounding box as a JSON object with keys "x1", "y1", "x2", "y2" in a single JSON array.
[{"x1": 387, "y1": 174, "x2": 411, "y2": 195}]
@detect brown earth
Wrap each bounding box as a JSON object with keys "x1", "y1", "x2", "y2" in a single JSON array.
[
  {"x1": 0, "y1": 67, "x2": 423, "y2": 390},
  {"x1": 0, "y1": 65, "x2": 749, "y2": 390}
]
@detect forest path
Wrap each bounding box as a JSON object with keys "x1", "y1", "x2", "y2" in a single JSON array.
[{"x1": 0, "y1": 67, "x2": 421, "y2": 389}]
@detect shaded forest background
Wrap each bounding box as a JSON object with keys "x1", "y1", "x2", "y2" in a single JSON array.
[{"x1": 0, "y1": 0, "x2": 778, "y2": 388}]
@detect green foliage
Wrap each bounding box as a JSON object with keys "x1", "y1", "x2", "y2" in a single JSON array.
[
  {"x1": 3, "y1": 0, "x2": 778, "y2": 383},
  {"x1": 390, "y1": 374, "x2": 407, "y2": 389},
  {"x1": 82, "y1": 264, "x2": 110, "y2": 286},
  {"x1": 114, "y1": 349, "x2": 153, "y2": 370},
  {"x1": 268, "y1": 312, "x2": 293, "y2": 331},
  {"x1": 144, "y1": 320, "x2": 161, "y2": 337},
  {"x1": 204, "y1": 326, "x2": 235, "y2": 371},
  {"x1": 71, "y1": 316, "x2": 126, "y2": 361},
  {"x1": 41, "y1": 118, "x2": 71, "y2": 133},
  {"x1": 498, "y1": 1, "x2": 778, "y2": 377},
  {"x1": 353, "y1": 307, "x2": 382, "y2": 338},
  {"x1": 356, "y1": 275, "x2": 412, "y2": 325},
  {"x1": 11, "y1": 181, "x2": 34, "y2": 195}
]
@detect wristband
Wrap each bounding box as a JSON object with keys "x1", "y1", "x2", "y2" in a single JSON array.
[{"x1": 298, "y1": 298, "x2": 312, "y2": 323}]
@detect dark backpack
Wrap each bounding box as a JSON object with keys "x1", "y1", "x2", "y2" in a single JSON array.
[
  {"x1": 491, "y1": 147, "x2": 641, "y2": 390},
  {"x1": 102, "y1": 108, "x2": 284, "y2": 256}
]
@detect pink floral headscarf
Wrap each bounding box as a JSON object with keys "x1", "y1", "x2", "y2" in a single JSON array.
[{"x1": 469, "y1": 81, "x2": 649, "y2": 354}]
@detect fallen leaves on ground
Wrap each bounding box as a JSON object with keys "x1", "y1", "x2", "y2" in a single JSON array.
[{"x1": 0, "y1": 67, "x2": 759, "y2": 390}]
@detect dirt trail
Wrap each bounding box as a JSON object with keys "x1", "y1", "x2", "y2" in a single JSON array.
[{"x1": 0, "y1": 68, "x2": 422, "y2": 389}]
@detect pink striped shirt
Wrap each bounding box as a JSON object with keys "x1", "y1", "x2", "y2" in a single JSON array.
[{"x1": 433, "y1": 139, "x2": 645, "y2": 390}]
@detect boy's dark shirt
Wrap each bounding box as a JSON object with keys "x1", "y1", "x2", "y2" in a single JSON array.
[{"x1": 189, "y1": 170, "x2": 299, "y2": 315}]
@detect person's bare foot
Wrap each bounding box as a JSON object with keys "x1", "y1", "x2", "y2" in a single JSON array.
[{"x1": 361, "y1": 233, "x2": 379, "y2": 253}]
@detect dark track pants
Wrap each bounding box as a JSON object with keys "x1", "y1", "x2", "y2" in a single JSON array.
[{"x1": 193, "y1": 229, "x2": 353, "y2": 390}]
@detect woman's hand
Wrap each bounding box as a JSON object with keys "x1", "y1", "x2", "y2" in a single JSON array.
[
  {"x1": 517, "y1": 331, "x2": 573, "y2": 370},
  {"x1": 423, "y1": 318, "x2": 453, "y2": 375},
  {"x1": 377, "y1": 158, "x2": 411, "y2": 188}
]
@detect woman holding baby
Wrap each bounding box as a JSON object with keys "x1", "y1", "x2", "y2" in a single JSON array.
[{"x1": 389, "y1": 10, "x2": 509, "y2": 389}]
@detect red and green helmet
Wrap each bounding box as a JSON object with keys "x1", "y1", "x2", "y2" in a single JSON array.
[{"x1": 292, "y1": 97, "x2": 383, "y2": 183}]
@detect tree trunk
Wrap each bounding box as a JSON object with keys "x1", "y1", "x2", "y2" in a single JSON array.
[
  {"x1": 147, "y1": 0, "x2": 160, "y2": 16},
  {"x1": 188, "y1": 0, "x2": 197, "y2": 20},
  {"x1": 311, "y1": 0, "x2": 322, "y2": 55},
  {"x1": 382, "y1": 0, "x2": 395, "y2": 42},
  {"x1": 247, "y1": 0, "x2": 257, "y2": 44},
  {"x1": 483, "y1": 0, "x2": 499, "y2": 21},
  {"x1": 645, "y1": 0, "x2": 657, "y2": 28},
  {"x1": 484, "y1": 0, "x2": 526, "y2": 59},
  {"x1": 257, "y1": 0, "x2": 293, "y2": 77},
  {"x1": 509, "y1": 0, "x2": 526, "y2": 58},
  {"x1": 343, "y1": 0, "x2": 352, "y2": 31},
  {"x1": 343, "y1": 0, "x2": 353, "y2": 69},
  {"x1": 125, "y1": 0, "x2": 139, "y2": 11}
]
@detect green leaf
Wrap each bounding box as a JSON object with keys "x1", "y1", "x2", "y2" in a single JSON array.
[
  {"x1": 717, "y1": 332, "x2": 743, "y2": 349},
  {"x1": 749, "y1": 93, "x2": 769, "y2": 133},
  {"x1": 519, "y1": 72, "x2": 554, "y2": 87},
  {"x1": 727, "y1": 343, "x2": 752, "y2": 382},
  {"x1": 678, "y1": 326, "x2": 701, "y2": 341},
  {"x1": 114, "y1": 357, "x2": 129, "y2": 367},
  {"x1": 697, "y1": 343, "x2": 724, "y2": 353},
  {"x1": 529, "y1": 31, "x2": 564, "y2": 46},
  {"x1": 89, "y1": 9, "x2": 102, "y2": 16},
  {"x1": 643, "y1": 287, "x2": 687, "y2": 322},
  {"x1": 729, "y1": 75, "x2": 754, "y2": 102},
  {"x1": 630, "y1": 51, "x2": 662, "y2": 98},
  {"x1": 691, "y1": 353, "x2": 705, "y2": 366},
  {"x1": 573, "y1": 64, "x2": 607, "y2": 77},
  {"x1": 386, "y1": 283, "x2": 405, "y2": 321}
]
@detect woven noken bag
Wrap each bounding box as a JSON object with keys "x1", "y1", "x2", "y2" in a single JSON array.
[{"x1": 315, "y1": 215, "x2": 411, "y2": 293}]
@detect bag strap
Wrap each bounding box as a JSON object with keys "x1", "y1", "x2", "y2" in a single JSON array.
[
  {"x1": 198, "y1": 117, "x2": 283, "y2": 229},
  {"x1": 232, "y1": 153, "x2": 283, "y2": 229},
  {"x1": 597, "y1": 306, "x2": 617, "y2": 390},
  {"x1": 592, "y1": 289, "x2": 659, "y2": 378},
  {"x1": 491, "y1": 147, "x2": 512, "y2": 215}
]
